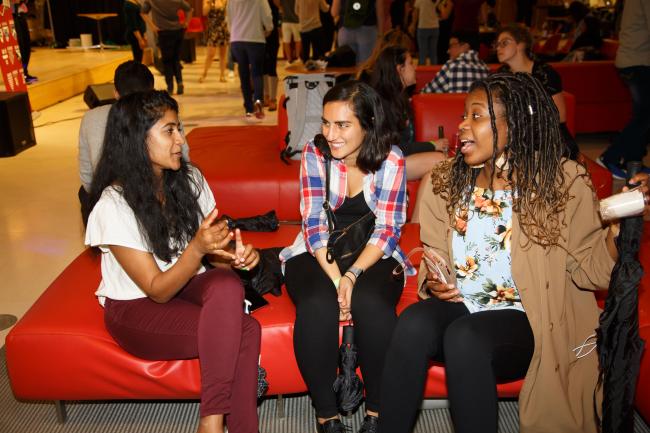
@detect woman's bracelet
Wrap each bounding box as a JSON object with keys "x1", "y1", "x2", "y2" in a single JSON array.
[
  {"x1": 342, "y1": 274, "x2": 355, "y2": 285},
  {"x1": 343, "y1": 271, "x2": 357, "y2": 284}
]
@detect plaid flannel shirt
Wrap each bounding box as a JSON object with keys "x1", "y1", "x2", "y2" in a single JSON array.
[
  {"x1": 280, "y1": 140, "x2": 415, "y2": 276},
  {"x1": 420, "y1": 50, "x2": 490, "y2": 94}
]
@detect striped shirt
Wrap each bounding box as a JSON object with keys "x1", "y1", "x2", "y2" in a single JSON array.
[
  {"x1": 420, "y1": 50, "x2": 490, "y2": 94},
  {"x1": 280, "y1": 140, "x2": 415, "y2": 276}
]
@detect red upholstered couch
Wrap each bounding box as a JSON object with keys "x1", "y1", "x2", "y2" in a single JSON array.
[
  {"x1": 7, "y1": 106, "x2": 646, "y2": 423},
  {"x1": 414, "y1": 61, "x2": 631, "y2": 134}
]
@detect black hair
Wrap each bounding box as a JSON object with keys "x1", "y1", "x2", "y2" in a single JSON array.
[
  {"x1": 431, "y1": 72, "x2": 582, "y2": 247},
  {"x1": 321, "y1": 80, "x2": 393, "y2": 173},
  {"x1": 568, "y1": 1, "x2": 589, "y2": 22},
  {"x1": 114, "y1": 60, "x2": 155, "y2": 96},
  {"x1": 497, "y1": 24, "x2": 534, "y2": 59},
  {"x1": 450, "y1": 30, "x2": 480, "y2": 52},
  {"x1": 89, "y1": 90, "x2": 203, "y2": 262},
  {"x1": 369, "y1": 45, "x2": 411, "y2": 146}
]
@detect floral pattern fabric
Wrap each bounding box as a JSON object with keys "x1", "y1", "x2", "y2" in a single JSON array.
[{"x1": 451, "y1": 187, "x2": 523, "y2": 313}]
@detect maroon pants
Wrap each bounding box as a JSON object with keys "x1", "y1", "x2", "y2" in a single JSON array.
[{"x1": 104, "y1": 268, "x2": 260, "y2": 432}]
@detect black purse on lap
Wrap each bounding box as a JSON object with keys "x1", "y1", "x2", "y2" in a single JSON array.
[{"x1": 318, "y1": 134, "x2": 375, "y2": 271}]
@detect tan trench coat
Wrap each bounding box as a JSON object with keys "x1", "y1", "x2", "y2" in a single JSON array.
[{"x1": 417, "y1": 161, "x2": 615, "y2": 433}]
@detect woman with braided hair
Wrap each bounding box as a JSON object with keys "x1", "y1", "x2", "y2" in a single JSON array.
[{"x1": 377, "y1": 72, "x2": 649, "y2": 433}]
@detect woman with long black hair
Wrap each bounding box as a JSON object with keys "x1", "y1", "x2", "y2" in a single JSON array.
[{"x1": 86, "y1": 90, "x2": 261, "y2": 433}]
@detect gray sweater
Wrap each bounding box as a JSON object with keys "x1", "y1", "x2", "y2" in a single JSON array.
[{"x1": 227, "y1": 0, "x2": 273, "y2": 43}]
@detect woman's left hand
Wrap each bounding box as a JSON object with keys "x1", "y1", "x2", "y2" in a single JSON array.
[
  {"x1": 624, "y1": 172, "x2": 650, "y2": 217},
  {"x1": 231, "y1": 229, "x2": 260, "y2": 271},
  {"x1": 337, "y1": 276, "x2": 353, "y2": 321}
]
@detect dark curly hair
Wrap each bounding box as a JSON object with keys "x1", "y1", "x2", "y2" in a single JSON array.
[
  {"x1": 89, "y1": 90, "x2": 204, "y2": 262},
  {"x1": 321, "y1": 80, "x2": 393, "y2": 173},
  {"x1": 431, "y1": 72, "x2": 584, "y2": 247},
  {"x1": 369, "y1": 45, "x2": 412, "y2": 146},
  {"x1": 497, "y1": 24, "x2": 534, "y2": 59}
]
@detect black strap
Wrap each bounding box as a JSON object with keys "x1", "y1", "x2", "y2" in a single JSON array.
[{"x1": 323, "y1": 156, "x2": 336, "y2": 233}]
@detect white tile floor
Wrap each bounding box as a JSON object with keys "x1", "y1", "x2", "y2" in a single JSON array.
[{"x1": 0, "y1": 48, "x2": 630, "y2": 347}]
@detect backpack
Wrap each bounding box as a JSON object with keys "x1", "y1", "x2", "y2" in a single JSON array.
[{"x1": 281, "y1": 74, "x2": 336, "y2": 162}]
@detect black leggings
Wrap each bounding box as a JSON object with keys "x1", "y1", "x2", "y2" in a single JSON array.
[
  {"x1": 285, "y1": 253, "x2": 404, "y2": 418},
  {"x1": 378, "y1": 297, "x2": 534, "y2": 433},
  {"x1": 158, "y1": 29, "x2": 185, "y2": 90}
]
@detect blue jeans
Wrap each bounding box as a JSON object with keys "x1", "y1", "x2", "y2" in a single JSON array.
[
  {"x1": 230, "y1": 41, "x2": 266, "y2": 113},
  {"x1": 337, "y1": 25, "x2": 378, "y2": 64},
  {"x1": 417, "y1": 27, "x2": 439, "y2": 65},
  {"x1": 602, "y1": 65, "x2": 650, "y2": 164}
]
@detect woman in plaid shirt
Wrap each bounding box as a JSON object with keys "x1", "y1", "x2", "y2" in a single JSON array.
[{"x1": 280, "y1": 81, "x2": 414, "y2": 433}]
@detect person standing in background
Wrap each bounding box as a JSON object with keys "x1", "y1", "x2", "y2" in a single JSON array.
[
  {"x1": 451, "y1": 0, "x2": 483, "y2": 33},
  {"x1": 410, "y1": 0, "x2": 441, "y2": 65},
  {"x1": 598, "y1": 0, "x2": 650, "y2": 179},
  {"x1": 331, "y1": 0, "x2": 384, "y2": 65},
  {"x1": 263, "y1": 0, "x2": 281, "y2": 111},
  {"x1": 295, "y1": 0, "x2": 330, "y2": 62},
  {"x1": 275, "y1": 0, "x2": 302, "y2": 62},
  {"x1": 436, "y1": 0, "x2": 454, "y2": 64},
  {"x1": 123, "y1": 0, "x2": 148, "y2": 63},
  {"x1": 12, "y1": 0, "x2": 36, "y2": 84},
  {"x1": 200, "y1": 0, "x2": 229, "y2": 83},
  {"x1": 227, "y1": 0, "x2": 273, "y2": 119},
  {"x1": 142, "y1": 0, "x2": 193, "y2": 95}
]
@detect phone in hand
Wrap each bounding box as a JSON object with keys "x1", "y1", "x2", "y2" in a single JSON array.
[{"x1": 422, "y1": 246, "x2": 452, "y2": 284}]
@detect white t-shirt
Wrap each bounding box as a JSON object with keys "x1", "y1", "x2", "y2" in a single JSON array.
[
  {"x1": 414, "y1": 0, "x2": 439, "y2": 29},
  {"x1": 85, "y1": 167, "x2": 216, "y2": 306}
]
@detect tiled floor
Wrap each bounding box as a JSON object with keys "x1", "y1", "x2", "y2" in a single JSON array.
[{"x1": 0, "y1": 48, "x2": 636, "y2": 347}]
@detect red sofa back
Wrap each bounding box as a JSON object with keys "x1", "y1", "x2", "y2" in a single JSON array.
[
  {"x1": 412, "y1": 92, "x2": 577, "y2": 140},
  {"x1": 549, "y1": 61, "x2": 631, "y2": 133},
  {"x1": 416, "y1": 61, "x2": 632, "y2": 134}
]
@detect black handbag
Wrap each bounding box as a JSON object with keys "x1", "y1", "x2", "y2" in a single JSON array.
[{"x1": 322, "y1": 148, "x2": 375, "y2": 271}]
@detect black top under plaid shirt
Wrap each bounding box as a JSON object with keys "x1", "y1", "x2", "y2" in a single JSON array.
[{"x1": 420, "y1": 50, "x2": 490, "y2": 93}]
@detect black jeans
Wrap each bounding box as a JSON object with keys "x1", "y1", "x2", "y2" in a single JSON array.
[
  {"x1": 13, "y1": 13, "x2": 31, "y2": 74},
  {"x1": 300, "y1": 27, "x2": 325, "y2": 63},
  {"x1": 158, "y1": 29, "x2": 185, "y2": 91},
  {"x1": 230, "y1": 41, "x2": 266, "y2": 113},
  {"x1": 285, "y1": 253, "x2": 403, "y2": 418},
  {"x1": 378, "y1": 297, "x2": 534, "y2": 433},
  {"x1": 127, "y1": 32, "x2": 144, "y2": 63},
  {"x1": 602, "y1": 65, "x2": 650, "y2": 165}
]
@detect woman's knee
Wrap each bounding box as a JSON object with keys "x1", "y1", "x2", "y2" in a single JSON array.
[
  {"x1": 244, "y1": 315, "x2": 262, "y2": 343},
  {"x1": 350, "y1": 287, "x2": 396, "y2": 320},
  {"x1": 443, "y1": 317, "x2": 487, "y2": 360},
  {"x1": 294, "y1": 288, "x2": 339, "y2": 319},
  {"x1": 391, "y1": 304, "x2": 442, "y2": 350},
  {"x1": 202, "y1": 268, "x2": 244, "y2": 302}
]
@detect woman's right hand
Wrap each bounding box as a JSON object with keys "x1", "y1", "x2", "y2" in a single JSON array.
[
  {"x1": 193, "y1": 208, "x2": 236, "y2": 260},
  {"x1": 425, "y1": 272, "x2": 462, "y2": 302}
]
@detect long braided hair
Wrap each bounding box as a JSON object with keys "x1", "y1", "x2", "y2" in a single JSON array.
[{"x1": 431, "y1": 72, "x2": 584, "y2": 247}]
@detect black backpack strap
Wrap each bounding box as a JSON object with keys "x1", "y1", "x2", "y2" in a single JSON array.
[{"x1": 322, "y1": 156, "x2": 336, "y2": 233}]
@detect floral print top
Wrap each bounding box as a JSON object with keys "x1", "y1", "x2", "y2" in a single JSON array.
[{"x1": 451, "y1": 187, "x2": 523, "y2": 313}]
